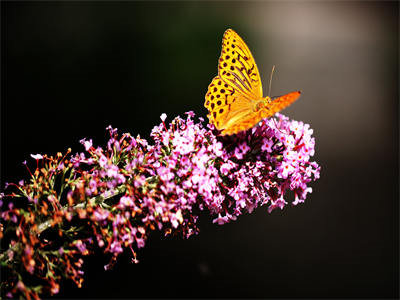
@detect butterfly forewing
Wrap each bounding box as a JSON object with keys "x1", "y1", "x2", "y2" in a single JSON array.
[{"x1": 218, "y1": 29, "x2": 263, "y2": 100}]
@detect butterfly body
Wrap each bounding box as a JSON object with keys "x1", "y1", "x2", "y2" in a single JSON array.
[{"x1": 204, "y1": 29, "x2": 301, "y2": 136}]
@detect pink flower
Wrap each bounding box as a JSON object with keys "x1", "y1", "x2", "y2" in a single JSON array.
[
  {"x1": 212, "y1": 213, "x2": 229, "y2": 225},
  {"x1": 279, "y1": 161, "x2": 295, "y2": 179},
  {"x1": 80, "y1": 138, "x2": 93, "y2": 151},
  {"x1": 261, "y1": 138, "x2": 274, "y2": 152},
  {"x1": 30, "y1": 154, "x2": 43, "y2": 160},
  {"x1": 110, "y1": 241, "x2": 123, "y2": 253},
  {"x1": 118, "y1": 196, "x2": 134, "y2": 208},
  {"x1": 75, "y1": 240, "x2": 87, "y2": 254},
  {"x1": 93, "y1": 208, "x2": 110, "y2": 221},
  {"x1": 98, "y1": 155, "x2": 108, "y2": 168},
  {"x1": 268, "y1": 197, "x2": 287, "y2": 213}
]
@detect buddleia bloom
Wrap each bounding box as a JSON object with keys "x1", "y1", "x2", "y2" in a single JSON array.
[{"x1": 0, "y1": 111, "x2": 320, "y2": 299}]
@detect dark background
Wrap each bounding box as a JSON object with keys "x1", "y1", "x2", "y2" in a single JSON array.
[{"x1": 1, "y1": 1, "x2": 398, "y2": 298}]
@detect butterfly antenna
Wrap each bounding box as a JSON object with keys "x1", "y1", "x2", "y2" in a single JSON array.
[{"x1": 268, "y1": 65, "x2": 275, "y2": 97}]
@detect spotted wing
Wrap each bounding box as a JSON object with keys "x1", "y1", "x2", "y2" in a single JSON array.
[
  {"x1": 217, "y1": 29, "x2": 263, "y2": 101},
  {"x1": 204, "y1": 29, "x2": 300, "y2": 136},
  {"x1": 204, "y1": 76, "x2": 253, "y2": 131}
]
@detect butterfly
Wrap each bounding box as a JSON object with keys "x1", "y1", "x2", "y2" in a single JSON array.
[{"x1": 204, "y1": 29, "x2": 301, "y2": 135}]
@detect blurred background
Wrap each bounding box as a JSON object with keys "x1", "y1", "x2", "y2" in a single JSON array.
[{"x1": 1, "y1": 1, "x2": 398, "y2": 298}]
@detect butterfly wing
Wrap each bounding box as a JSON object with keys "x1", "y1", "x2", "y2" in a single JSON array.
[
  {"x1": 205, "y1": 89, "x2": 302, "y2": 135},
  {"x1": 205, "y1": 76, "x2": 254, "y2": 131},
  {"x1": 204, "y1": 29, "x2": 300, "y2": 136},
  {"x1": 222, "y1": 91, "x2": 302, "y2": 134},
  {"x1": 204, "y1": 29, "x2": 263, "y2": 134},
  {"x1": 220, "y1": 110, "x2": 263, "y2": 136},
  {"x1": 218, "y1": 29, "x2": 263, "y2": 100}
]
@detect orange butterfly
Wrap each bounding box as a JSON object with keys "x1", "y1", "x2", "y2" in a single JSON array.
[{"x1": 204, "y1": 29, "x2": 301, "y2": 135}]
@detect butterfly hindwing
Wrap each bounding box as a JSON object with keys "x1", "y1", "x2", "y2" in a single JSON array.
[
  {"x1": 221, "y1": 111, "x2": 263, "y2": 136},
  {"x1": 204, "y1": 76, "x2": 235, "y2": 130},
  {"x1": 205, "y1": 76, "x2": 253, "y2": 131}
]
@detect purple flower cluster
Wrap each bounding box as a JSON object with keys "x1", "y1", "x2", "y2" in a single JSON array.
[
  {"x1": 0, "y1": 111, "x2": 320, "y2": 299},
  {"x1": 67, "y1": 111, "x2": 320, "y2": 260},
  {"x1": 148, "y1": 112, "x2": 320, "y2": 226}
]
